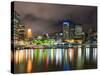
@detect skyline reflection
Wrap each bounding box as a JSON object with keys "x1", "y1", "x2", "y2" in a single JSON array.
[{"x1": 12, "y1": 46, "x2": 97, "y2": 73}]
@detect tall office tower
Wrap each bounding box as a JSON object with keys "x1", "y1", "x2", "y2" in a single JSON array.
[
  {"x1": 11, "y1": 11, "x2": 19, "y2": 44},
  {"x1": 63, "y1": 19, "x2": 70, "y2": 40},
  {"x1": 18, "y1": 23, "x2": 25, "y2": 41},
  {"x1": 12, "y1": 11, "x2": 25, "y2": 45},
  {"x1": 63, "y1": 19, "x2": 75, "y2": 40},
  {"x1": 69, "y1": 23, "x2": 75, "y2": 39},
  {"x1": 75, "y1": 24, "x2": 82, "y2": 39}
]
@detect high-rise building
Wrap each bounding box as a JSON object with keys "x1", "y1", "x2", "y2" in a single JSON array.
[
  {"x1": 63, "y1": 19, "x2": 75, "y2": 40},
  {"x1": 63, "y1": 19, "x2": 70, "y2": 40},
  {"x1": 18, "y1": 23, "x2": 25, "y2": 40},
  {"x1": 12, "y1": 11, "x2": 25, "y2": 45},
  {"x1": 75, "y1": 24, "x2": 82, "y2": 39}
]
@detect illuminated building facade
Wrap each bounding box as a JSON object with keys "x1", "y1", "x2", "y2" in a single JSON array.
[
  {"x1": 75, "y1": 24, "x2": 83, "y2": 39},
  {"x1": 12, "y1": 11, "x2": 25, "y2": 45},
  {"x1": 63, "y1": 19, "x2": 75, "y2": 40}
]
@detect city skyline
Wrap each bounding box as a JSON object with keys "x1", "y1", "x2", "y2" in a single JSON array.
[
  {"x1": 14, "y1": 1, "x2": 97, "y2": 36},
  {"x1": 11, "y1": 2, "x2": 97, "y2": 74}
]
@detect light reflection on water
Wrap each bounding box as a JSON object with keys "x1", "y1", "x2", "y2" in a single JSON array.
[{"x1": 12, "y1": 46, "x2": 97, "y2": 73}]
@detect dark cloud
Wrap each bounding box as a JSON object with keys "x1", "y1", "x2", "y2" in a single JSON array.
[
  {"x1": 14, "y1": 1, "x2": 97, "y2": 36},
  {"x1": 23, "y1": 14, "x2": 38, "y2": 22}
]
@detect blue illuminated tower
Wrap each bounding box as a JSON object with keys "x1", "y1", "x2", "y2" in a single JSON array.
[
  {"x1": 63, "y1": 19, "x2": 70, "y2": 40},
  {"x1": 63, "y1": 19, "x2": 75, "y2": 40}
]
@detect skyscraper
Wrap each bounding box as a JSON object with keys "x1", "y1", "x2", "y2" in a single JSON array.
[
  {"x1": 63, "y1": 19, "x2": 75, "y2": 40},
  {"x1": 75, "y1": 24, "x2": 82, "y2": 39},
  {"x1": 12, "y1": 11, "x2": 25, "y2": 45}
]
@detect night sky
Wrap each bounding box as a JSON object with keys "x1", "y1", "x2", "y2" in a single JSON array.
[{"x1": 14, "y1": 1, "x2": 97, "y2": 36}]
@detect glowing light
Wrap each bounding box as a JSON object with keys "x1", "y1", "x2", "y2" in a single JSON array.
[
  {"x1": 76, "y1": 47, "x2": 84, "y2": 69},
  {"x1": 63, "y1": 49, "x2": 70, "y2": 70},
  {"x1": 39, "y1": 49, "x2": 43, "y2": 64},
  {"x1": 28, "y1": 29, "x2": 31, "y2": 32},
  {"x1": 56, "y1": 49, "x2": 59, "y2": 65},
  {"x1": 77, "y1": 40, "x2": 82, "y2": 44},
  {"x1": 14, "y1": 50, "x2": 25, "y2": 64},
  {"x1": 64, "y1": 49, "x2": 68, "y2": 62},
  {"x1": 68, "y1": 48, "x2": 74, "y2": 62},
  {"x1": 86, "y1": 48, "x2": 90, "y2": 60},
  {"x1": 51, "y1": 49, "x2": 54, "y2": 64},
  {"x1": 27, "y1": 58, "x2": 32, "y2": 73},
  {"x1": 46, "y1": 55, "x2": 49, "y2": 67},
  {"x1": 27, "y1": 28, "x2": 32, "y2": 38},
  {"x1": 19, "y1": 50, "x2": 25, "y2": 62},
  {"x1": 78, "y1": 47, "x2": 82, "y2": 59},
  {"x1": 70, "y1": 39, "x2": 74, "y2": 43},
  {"x1": 93, "y1": 48, "x2": 97, "y2": 61},
  {"x1": 30, "y1": 49, "x2": 34, "y2": 60},
  {"x1": 25, "y1": 49, "x2": 28, "y2": 62},
  {"x1": 58, "y1": 49, "x2": 62, "y2": 65},
  {"x1": 23, "y1": 50, "x2": 26, "y2": 61},
  {"x1": 64, "y1": 39, "x2": 74, "y2": 43},
  {"x1": 14, "y1": 51, "x2": 19, "y2": 63}
]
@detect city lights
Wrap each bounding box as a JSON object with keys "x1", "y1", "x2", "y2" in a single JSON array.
[
  {"x1": 12, "y1": 2, "x2": 97, "y2": 73},
  {"x1": 27, "y1": 28, "x2": 32, "y2": 39}
]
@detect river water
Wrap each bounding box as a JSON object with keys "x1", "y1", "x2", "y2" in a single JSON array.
[{"x1": 12, "y1": 45, "x2": 97, "y2": 73}]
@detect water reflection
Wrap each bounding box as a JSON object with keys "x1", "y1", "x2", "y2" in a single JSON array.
[
  {"x1": 68, "y1": 48, "x2": 74, "y2": 63},
  {"x1": 63, "y1": 49, "x2": 70, "y2": 70},
  {"x1": 85, "y1": 47, "x2": 90, "y2": 60},
  {"x1": 76, "y1": 47, "x2": 84, "y2": 69},
  {"x1": 12, "y1": 46, "x2": 97, "y2": 73},
  {"x1": 27, "y1": 50, "x2": 32, "y2": 73}
]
